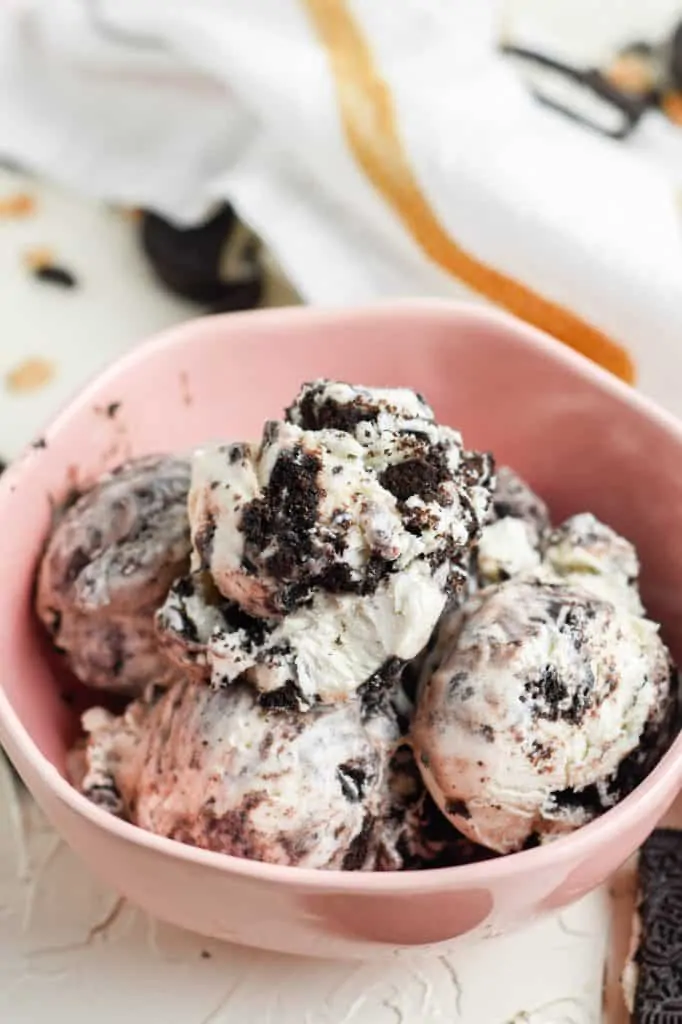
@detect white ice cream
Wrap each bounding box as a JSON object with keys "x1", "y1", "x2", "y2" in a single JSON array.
[
  {"x1": 476, "y1": 517, "x2": 542, "y2": 584},
  {"x1": 210, "y1": 560, "x2": 447, "y2": 705},
  {"x1": 475, "y1": 466, "x2": 549, "y2": 586},
  {"x1": 412, "y1": 576, "x2": 673, "y2": 854},
  {"x1": 189, "y1": 424, "x2": 425, "y2": 616},
  {"x1": 183, "y1": 382, "x2": 494, "y2": 703},
  {"x1": 543, "y1": 512, "x2": 644, "y2": 614}
]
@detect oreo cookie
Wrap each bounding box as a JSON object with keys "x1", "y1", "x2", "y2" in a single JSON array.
[
  {"x1": 140, "y1": 203, "x2": 263, "y2": 311},
  {"x1": 626, "y1": 829, "x2": 682, "y2": 1022}
]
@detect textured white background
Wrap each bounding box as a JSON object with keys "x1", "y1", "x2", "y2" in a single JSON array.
[{"x1": 0, "y1": 1, "x2": 679, "y2": 1020}]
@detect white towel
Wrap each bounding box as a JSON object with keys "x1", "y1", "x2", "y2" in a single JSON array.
[{"x1": 1, "y1": 0, "x2": 682, "y2": 411}]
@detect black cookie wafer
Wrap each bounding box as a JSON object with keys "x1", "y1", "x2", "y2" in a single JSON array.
[{"x1": 628, "y1": 829, "x2": 682, "y2": 1022}]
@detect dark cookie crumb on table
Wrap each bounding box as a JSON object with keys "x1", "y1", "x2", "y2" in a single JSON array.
[{"x1": 33, "y1": 264, "x2": 78, "y2": 288}]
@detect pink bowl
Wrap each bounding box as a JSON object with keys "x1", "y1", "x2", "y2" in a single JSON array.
[{"x1": 1, "y1": 300, "x2": 681, "y2": 960}]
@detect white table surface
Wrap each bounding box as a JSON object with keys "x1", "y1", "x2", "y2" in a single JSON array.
[{"x1": 0, "y1": 2, "x2": 678, "y2": 1020}]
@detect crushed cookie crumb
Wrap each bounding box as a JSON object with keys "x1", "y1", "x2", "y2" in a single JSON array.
[
  {"x1": 34, "y1": 264, "x2": 77, "y2": 289},
  {"x1": 5, "y1": 357, "x2": 56, "y2": 394},
  {"x1": 24, "y1": 248, "x2": 78, "y2": 288}
]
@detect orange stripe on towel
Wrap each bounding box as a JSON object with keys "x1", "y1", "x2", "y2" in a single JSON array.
[{"x1": 302, "y1": 0, "x2": 635, "y2": 384}]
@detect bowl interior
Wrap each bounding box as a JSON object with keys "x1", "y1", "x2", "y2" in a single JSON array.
[{"x1": 2, "y1": 302, "x2": 682, "y2": 782}]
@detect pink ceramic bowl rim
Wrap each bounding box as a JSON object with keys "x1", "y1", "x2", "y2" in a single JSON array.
[{"x1": 1, "y1": 298, "x2": 682, "y2": 895}]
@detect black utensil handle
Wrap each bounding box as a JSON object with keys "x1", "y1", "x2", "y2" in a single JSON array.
[{"x1": 501, "y1": 43, "x2": 648, "y2": 138}]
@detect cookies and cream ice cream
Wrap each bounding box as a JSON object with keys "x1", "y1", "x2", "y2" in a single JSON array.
[
  {"x1": 413, "y1": 576, "x2": 674, "y2": 854},
  {"x1": 475, "y1": 469, "x2": 642, "y2": 609},
  {"x1": 36, "y1": 455, "x2": 191, "y2": 694},
  {"x1": 380, "y1": 746, "x2": 499, "y2": 870},
  {"x1": 78, "y1": 677, "x2": 408, "y2": 869},
  {"x1": 155, "y1": 571, "x2": 230, "y2": 683},
  {"x1": 184, "y1": 394, "x2": 492, "y2": 705},
  {"x1": 489, "y1": 466, "x2": 550, "y2": 534}
]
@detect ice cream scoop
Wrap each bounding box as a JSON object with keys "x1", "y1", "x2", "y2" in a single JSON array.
[
  {"x1": 543, "y1": 511, "x2": 643, "y2": 613},
  {"x1": 172, "y1": 381, "x2": 494, "y2": 708},
  {"x1": 36, "y1": 455, "x2": 191, "y2": 693},
  {"x1": 475, "y1": 466, "x2": 550, "y2": 585},
  {"x1": 77, "y1": 676, "x2": 412, "y2": 870},
  {"x1": 412, "y1": 576, "x2": 675, "y2": 854},
  {"x1": 286, "y1": 379, "x2": 493, "y2": 522}
]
